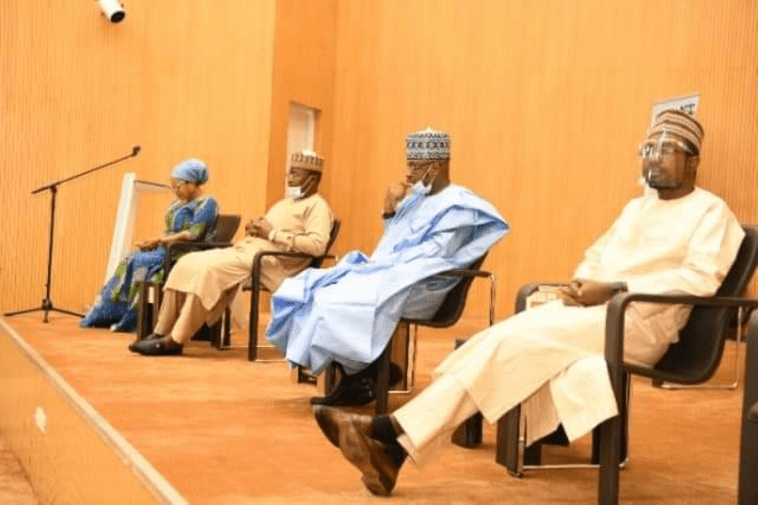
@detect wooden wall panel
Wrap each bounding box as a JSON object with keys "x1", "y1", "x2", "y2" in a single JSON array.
[
  {"x1": 329, "y1": 0, "x2": 758, "y2": 318},
  {"x1": 266, "y1": 0, "x2": 338, "y2": 210},
  {"x1": 3, "y1": 0, "x2": 757, "y2": 326},
  {"x1": 0, "y1": 1, "x2": 277, "y2": 314}
]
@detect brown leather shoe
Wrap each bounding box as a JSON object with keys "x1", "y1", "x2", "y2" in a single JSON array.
[
  {"x1": 313, "y1": 405, "x2": 401, "y2": 496},
  {"x1": 313, "y1": 405, "x2": 374, "y2": 448}
]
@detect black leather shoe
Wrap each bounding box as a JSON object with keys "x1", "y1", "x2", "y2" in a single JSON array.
[
  {"x1": 311, "y1": 377, "x2": 375, "y2": 406},
  {"x1": 129, "y1": 337, "x2": 183, "y2": 356},
  {"x1": 128, "y1": 333, "x2": 163, "y2": 352}
]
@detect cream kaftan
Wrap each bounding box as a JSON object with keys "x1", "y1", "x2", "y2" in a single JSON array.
[
  {"x1": 395, "y1": 187, "x2": 743, "y2": 463},
  {"x1": 163, "y1": 194, "x2": 333, "y2": 320}
]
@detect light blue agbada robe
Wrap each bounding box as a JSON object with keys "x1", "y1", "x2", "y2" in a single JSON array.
[{"x1": 265, "y1": 184, "x2": 509, "y2": 375}]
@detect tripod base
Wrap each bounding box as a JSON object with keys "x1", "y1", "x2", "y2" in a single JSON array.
[{"x1": 5, "y1": 298, "x2": 84, "y2": 323}]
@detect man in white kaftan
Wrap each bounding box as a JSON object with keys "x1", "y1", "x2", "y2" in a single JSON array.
[
  {"x1": 129, "y1": 150, "x2": 333, "y2": 356},
  {"x1": 266, "y1": 128, "x2": 509, "y2": 404},
  {"x1": 312, "y1": 111, "x2": 744, "y2": 496}
]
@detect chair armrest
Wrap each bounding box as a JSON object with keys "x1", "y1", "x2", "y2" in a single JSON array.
[
  {"x1": 604, "y1": 293, "x2": 758, "y2": 383},
  {"x1": 163, "y1": 241, "x2": 233, "y2": 274},
  {"x1": 430, "y1": 268, "x2": 498, "y2": 326},
  {"x1": 516, "y1": 282, "x2": 568, "y2": 313},
  {"x1": 250, "y1": 250, "x2": 326, "y2": 292},
  {"x1": 437, "y1": 268, "x2": 493, "y2": 279},
  {"x1": 443, "y1": 269, "x2": 496, "y2": 324},
  {"x1": 167, "y1": 241, "x2": 233, "y2": 253}
]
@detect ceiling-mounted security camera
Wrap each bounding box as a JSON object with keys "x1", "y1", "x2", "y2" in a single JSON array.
[{"x1": 98, "y1": 0, "x2": 125, "y2": 23}]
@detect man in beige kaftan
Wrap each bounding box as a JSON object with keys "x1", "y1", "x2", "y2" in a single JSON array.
[
  {"x1": 130, "y1": 150, "x2": 333, "y2": 356},
  {"x1": 311, "y1": 110, "x2": 744, "y2": 496}
]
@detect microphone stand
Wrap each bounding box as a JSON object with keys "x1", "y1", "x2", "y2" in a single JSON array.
[{"x1": 5, "y1": 146, "x2": 141, "y2": 322}]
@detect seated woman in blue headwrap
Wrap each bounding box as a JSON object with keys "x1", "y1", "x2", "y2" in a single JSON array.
[{"x1": 80, "y1": 158, "x2": 218, "y2": 332}]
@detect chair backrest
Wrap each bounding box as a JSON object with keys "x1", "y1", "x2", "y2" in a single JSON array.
[
  {"x1": 204, "y1": 214, "x2": 242, "y2": 243},
  {"x1": 412, "y1": 253, "x2": 489, "y2": 328},
  {"x1": 652, "y1": 226, "x2": 758, "y2": 382},
  {"x1": 309, "y1": 218, "x2": 341, "y2": 268}
]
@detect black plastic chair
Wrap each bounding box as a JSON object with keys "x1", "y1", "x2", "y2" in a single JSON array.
[
  {"x1": 738, "y1": 310, "x2": 758, "y2": 505},
  {"x1": 598, "y1": 226, "x2": 758, "y2": 504},
  {"x1": 161, "y1": 214, "x2": 242, "y2": 274},
  {"x1": 243, "y1": 218, "x2": 341, "y2": 361},
  {"x1": 457, "y1": 227, "x2": 758, "y2": 502},
  {"x1": 490, "y1": 283, "x2": 632, "y2": 474},
  {"x1": 136, "y1": 214, "x2": 242, "y2": 340},
  {"x1": 372, "y1": 254, "x2": 496, "y2": 415}
]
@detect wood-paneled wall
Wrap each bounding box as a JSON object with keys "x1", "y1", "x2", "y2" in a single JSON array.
[
  {"x1": 328, "y1": 0, "x2": 758, "y2": 318},
  {"x1": 3, "y1": 0, "x2": 757, "y2": 323},
  {"x1": 266, "y1": 0, "x2": 338, "y2": 209},
  {"x1": 0, "y1": 1, "x2": 277, "y2": 313}
]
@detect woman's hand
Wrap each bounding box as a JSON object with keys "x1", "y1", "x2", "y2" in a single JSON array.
[{"x1": 137, "y1": 237, "x2": 161, "y2": 251}]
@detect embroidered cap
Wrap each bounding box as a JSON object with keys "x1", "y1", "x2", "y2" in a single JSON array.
[
  {"x1": 290, "y1": 150, "x2": 324, "y2": 172},
  {"x1": 406, "y1": 127, "x2": 451, "y2": 160},
  {"x1": 647, "y1": 109, "x2": 704, "y2": 154}
]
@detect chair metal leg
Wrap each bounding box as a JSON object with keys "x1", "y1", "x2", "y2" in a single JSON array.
[
  {"x1": 496, "y1": 406, "x2": 524, "y2": 476},
  {"x1": 495, "y1": 377, "x2": 631, "y2": 476},
  {"x1": 656, "y1": 307, "x2": 745, "y2": 390},
  {"x1": 388, "y1": 323, "x2": 415, "y2": 395},
  {"x1": 136, "y1": 281, "x2": 163, "y2": 339},
  {"x1": 374, "y1": 346, "x2": 391, "y2": 415},
  {"x1": 248, "y1": 283, "x2": 260, "y2": 361},
  {"x1": 216, "y1": 306, "x2": 231, "y2": 348},
  {"x1": 598, "y1": 415, "x2": 622, "y2": 505},
  {"x1": 597, "y1": 367, "x2": 629, "y2": 505},
  {"x1": 136, "y1": 280, "x2": 152, "y2": 339},
  {"x1": 739, "y1": 316, "x2": 758, "y2": 504},
  {"x1": 246, "y1": 286, "x2": 285, "y2": 362}
]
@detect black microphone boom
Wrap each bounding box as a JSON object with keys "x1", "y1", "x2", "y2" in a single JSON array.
[
  {"x1": 6, "y1": 145, "x2": 142, "y2": 322},
  {"x1": 31, "y1": 145, "x2": 141, "y2": 195}
]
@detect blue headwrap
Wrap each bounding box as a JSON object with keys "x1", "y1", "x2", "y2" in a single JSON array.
[{"x1": 171, "y1": 158, "x2": 209, "y2": 185}]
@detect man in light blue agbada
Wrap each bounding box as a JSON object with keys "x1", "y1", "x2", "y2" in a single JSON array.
[{"x1": 266, "y1": 128, "x2": 509, "y2": 405}]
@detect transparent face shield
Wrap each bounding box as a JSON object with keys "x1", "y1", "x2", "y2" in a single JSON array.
[
  {"x1": 637, "y1": 136, "x2": 694, "y2": 160},
  {"x1": 637, "y1": 131, "x2": 694, "y2": 190}
]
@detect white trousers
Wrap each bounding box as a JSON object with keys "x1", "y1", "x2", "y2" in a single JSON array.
[{"x1": 394, "y1": 373, "x2": 478, "y2": 465}]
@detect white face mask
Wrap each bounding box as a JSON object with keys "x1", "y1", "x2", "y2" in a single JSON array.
[
  {"x1": 286, "y1": 186, "x2": 302, "y2": 199},
  {"x1": 411, "y1": 164, "x2": 435, "y2": 196}
]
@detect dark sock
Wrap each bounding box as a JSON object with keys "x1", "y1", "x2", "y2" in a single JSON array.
[
  {"x1": 372, "y1": 415, "x2": 401, "y2": 444},
  {"x1": 386, "y1": 442, "x2": 407, "y2": 468},
  {"x1": 372, "y1": 415, "x2": 407, "y2": 467}
]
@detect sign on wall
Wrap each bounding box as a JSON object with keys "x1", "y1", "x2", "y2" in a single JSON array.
[{"x1": 650, "y1": 93, "x2": 701, "y2": 126}]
